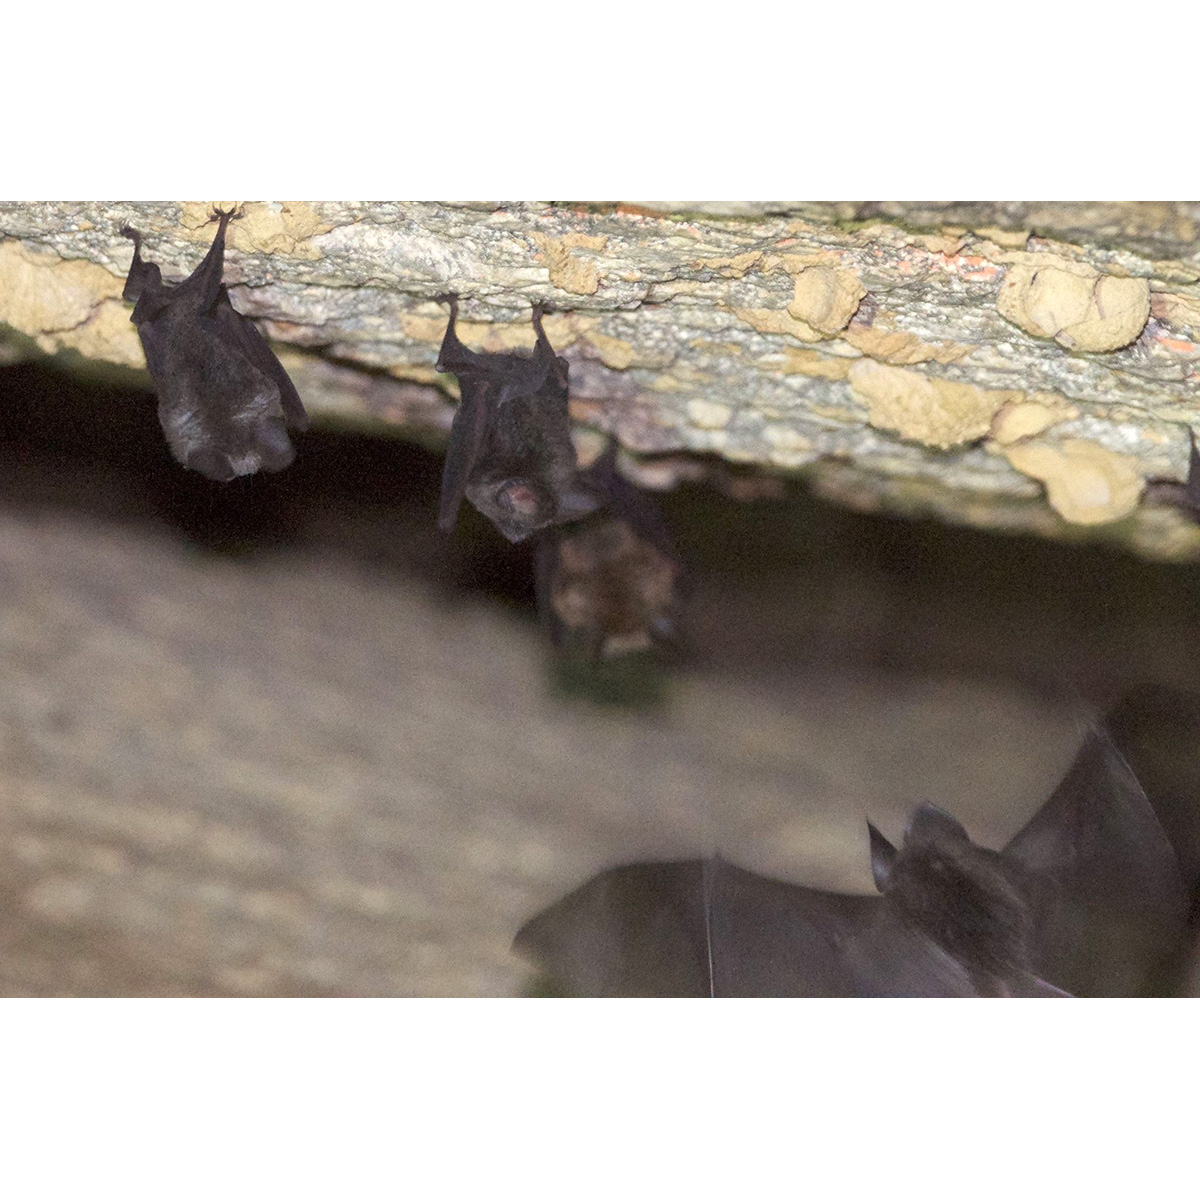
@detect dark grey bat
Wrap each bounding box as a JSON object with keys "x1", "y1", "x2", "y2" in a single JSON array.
[
  {"x1": 514, "y1": 726, "x2": 1190, "y2": 997},
  {"x1": 120, "y1": 207, "x2": 308, "y2": 482},
  {"x1": 434, "y1": 294, "x2": 599, "y2": 542},
  {"x1": 534, "y1": 439, "x2": 684, "y2": 659}
]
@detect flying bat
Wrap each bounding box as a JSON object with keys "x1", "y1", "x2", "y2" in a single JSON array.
[
  {"x1": 434, "y1": 295, "x2": 599, "y2": 542},
  {"x1": 120, "y1": 207, "x2": 308, "y2": 482},
  {"x1": 535, "y1": 439, "x2": 684, "y2": 658},
  {"x1": 514, "y1": 726, "x2": 1191, "y2": 996}
]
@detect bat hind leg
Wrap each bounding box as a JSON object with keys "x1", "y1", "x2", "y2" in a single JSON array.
[
  {"x1": 530, "y1": 301, "x2": 569, "y2": 387},
  {"x1": 207, "y1": 205, "x2": 245, "y2": 225},
  {"x1": 119, "y1": 224, "x2": 163, "y2": 303},
  {"x1": 435, "y1": 292, "x2": 474, "y2": 372},
  {"x1": 530, "y1": 301, "x2": 553, "y2": 344}
]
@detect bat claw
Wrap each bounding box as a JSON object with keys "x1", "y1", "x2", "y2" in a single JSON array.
[
  {"x1": 208, "y1": 205, "x2": 245, "y2": 225},
  {"x1": 119, "y1": 225, "x2": 140, "y2": 242},
  {"x1": 434, "y1": 291, "x2": 459, "y2": 307}
]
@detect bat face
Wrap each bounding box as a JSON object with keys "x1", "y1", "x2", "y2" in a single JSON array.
[
  {"x1": 119, "y1": 209, "x2": 308, "y2": 482},
  {"x1": 535, "y1": 441, "x2": 684, "y2": 658},
  {"x1": 868, "y1": 807, "x2": 1040, "y2": 996},
  {"x1": 471, "y1": 474, "x2": 558, "y2": 541},
  {"x1": 435, "y1": 296, "x2": 600, "y2": 542},
  {"x1": 514, "y1": 722, "x2": 1190, "y2": 997}
]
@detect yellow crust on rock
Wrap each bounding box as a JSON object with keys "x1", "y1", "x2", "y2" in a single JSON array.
[
  {"x1": 989, "y1": 394, "x2": 1079, "y2": 444},
  {"x1": 0, "y1": 240, "x2": 142, "y2": 366},
  {"x1": 532, "y1": 233, "x2": 608, "y2": 296},
  {"x1": 1004, "y1": 438, "x2": 1145, "y2": 524},
  {"x1": 997, "y1": 258, "x2": 1149, "y2": 352},
  {"x1": 849, "y1": 359, "x2": 1019, "y2": 449},
  {"x1": 786, "y1": 265, "x2": 865, "y2": 336}
]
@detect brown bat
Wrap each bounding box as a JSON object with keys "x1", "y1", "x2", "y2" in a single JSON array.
[
  {"x1": 119, "y1": 207, "x2": 308, "y2": 481},
  {"x1": 534, "y1": 440, "x2": 684, "y2": 658},
  {"x1": 514, "y1": 725, "x2": 1191, "y2": 996},
  {"x1": 434, "y1": 295, "x2": 598, "y2": 542}
]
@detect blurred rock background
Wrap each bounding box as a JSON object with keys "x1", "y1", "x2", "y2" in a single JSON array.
[{"x1": 2, "y1": 357, "x2": 1200, "y2": 995}]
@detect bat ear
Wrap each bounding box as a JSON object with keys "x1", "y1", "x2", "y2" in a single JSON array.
[
  {"x1": 905, "y1": 804, "x2": 971, "y2": 848},
  {"x1": 868, "y1": 822, "x2": 897, "y2": 893}
]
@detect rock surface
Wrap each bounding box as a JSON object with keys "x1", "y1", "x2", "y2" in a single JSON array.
[{"x1": 2, "y1": 201, "x2": 1199, "y2": 557}]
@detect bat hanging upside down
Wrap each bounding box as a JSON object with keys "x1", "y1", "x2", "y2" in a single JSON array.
[
  {"x1": 535, "y1": 439, "x2": 684, "y2": 659},
  {"x1": 119, "y1": 207, "x2": 308, "y2": 482},
  {"x1": 434, "y1": 294, "x2": 600, "y2": 543},
  {"x1": 514, "y1": 723, "x2": 1193, "y2": 997}
]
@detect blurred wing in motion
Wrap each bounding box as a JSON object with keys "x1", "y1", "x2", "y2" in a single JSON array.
[
  {"x1": 514, "y1": 858, "x2": 874, "y2": 998},
  {"x1": 1004, "y1": 725, "x2": 1190, "y2": 996}
]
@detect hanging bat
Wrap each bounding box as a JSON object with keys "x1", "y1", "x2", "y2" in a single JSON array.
[
  {"x1": 434, "y1": 294, "x2": 599, "y2": 542},
  {"x1": 120, "y1": 207, "x2": 308, "y2": 482},
  {"x1": 534, "y1": 439, "x2": 684, "y2": 658},
  {"x1": 514, "y1": 725, "x2": 1191, "y2": 996}
]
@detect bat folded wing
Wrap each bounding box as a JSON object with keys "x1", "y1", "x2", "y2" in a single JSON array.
[
  {"x1": 438, "y1": 380, "x2": 493, "y2": 532},
  {"x1": 211, "y1": 295, "x2": 308, "y2": 432},
  {"x1": 148, "y1": 317, "x2": 297, "y2": 481}
]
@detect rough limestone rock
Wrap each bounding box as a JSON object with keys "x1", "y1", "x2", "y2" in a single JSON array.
[{"x1": 2, "y1": 201, "x2": 1199, "y2": 558}]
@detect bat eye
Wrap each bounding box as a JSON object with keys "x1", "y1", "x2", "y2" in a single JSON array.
[{"x1": 498, "y1": 481, "x2": 541, "y2": 516}]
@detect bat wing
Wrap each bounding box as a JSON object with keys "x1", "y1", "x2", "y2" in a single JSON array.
[
  {"x1": 513, "y1": 858, "x2": 877, "y2": 997},
  {"x1": 1103, "y1": 684, "x2": 1200, "y2": 889},
  {"x1": 146, "y1": 308, "x2": 297, "y2": 480},
  {"x1": 211, "y1": 289, "x2": 308, "y2": 431},
  {"x1": 707, "y1": 859, "x2": 874, "y2": 996},
  {"x1": 131, "y1": 310, "x2": 172, "y2": 387},
  {"x1": 438, "y1": 376, "x2": 496, "y2": 532},
  {"x1": 514, "y1": 861, "x2": 712, "y2": 997},
  {"x1": 1002, "y1": 727, "x2": 1189, "y2": 996}
]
